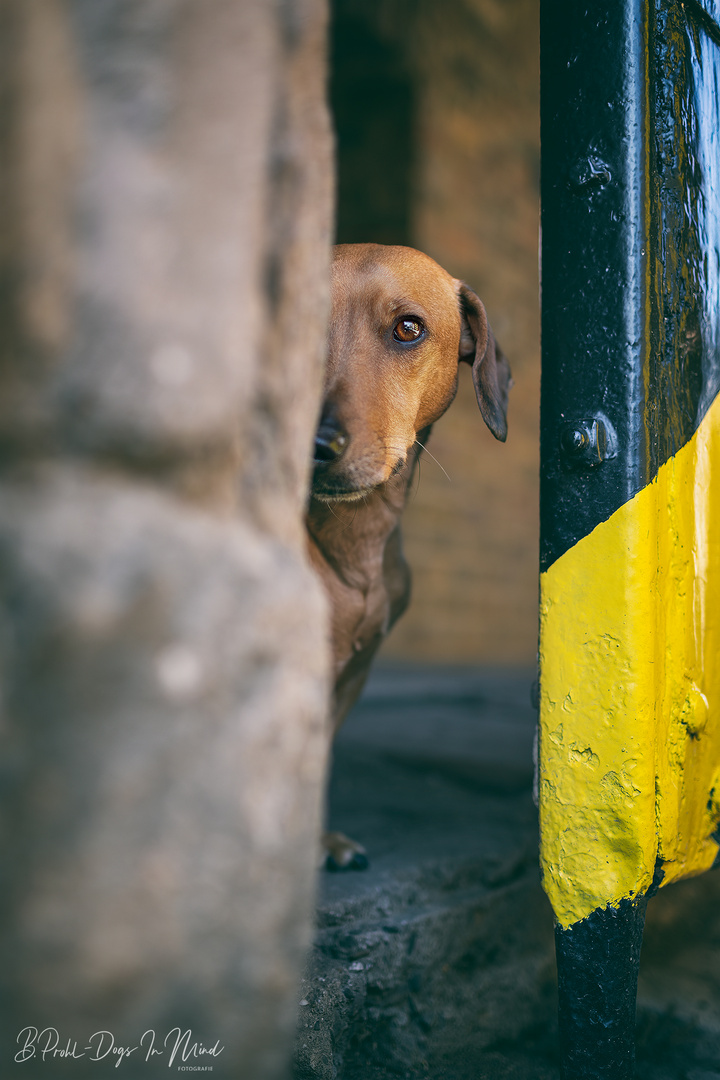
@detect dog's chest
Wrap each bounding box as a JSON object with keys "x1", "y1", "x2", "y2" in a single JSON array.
[
  {"x1": 345, "y1": 556, "x2": 396, "y2": 656},
  {"x1": 326, "y1": 538, "x2": 401, "y2": 668},
  {"x1": 306, "y1": 506, "x2": 410, "y2": 675}
]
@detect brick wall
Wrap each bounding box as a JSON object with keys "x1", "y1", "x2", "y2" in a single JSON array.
[{"x1": 332, "y1": 0, "x2": 540, "y2": 663}]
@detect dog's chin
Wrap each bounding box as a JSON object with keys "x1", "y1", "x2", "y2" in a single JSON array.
[{"x1": 311, "y1": 457, "x2": 407, "y2": 504}]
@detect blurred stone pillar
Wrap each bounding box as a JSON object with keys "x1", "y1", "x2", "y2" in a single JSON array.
[{"x1": 0, "y1": 1, "x2": 332, "y2": 1077}]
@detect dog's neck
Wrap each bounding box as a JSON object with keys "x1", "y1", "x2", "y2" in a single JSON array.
[{"x1": 306, "y1": 442, "x2": 422, "y2": 590}]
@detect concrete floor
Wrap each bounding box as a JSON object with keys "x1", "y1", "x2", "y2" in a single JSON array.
[{"x1": 294, "y1": 666, "x2": 720, "y2": 1080}]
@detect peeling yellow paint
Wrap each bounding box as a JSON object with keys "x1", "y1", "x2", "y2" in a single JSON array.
[{"x1": 539, "y1": 390, "x2": 720, "y2": 928}]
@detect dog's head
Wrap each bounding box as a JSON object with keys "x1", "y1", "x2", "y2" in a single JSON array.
[{"x1": 312, "y1": 243, "x2": 511, "y2": 503}]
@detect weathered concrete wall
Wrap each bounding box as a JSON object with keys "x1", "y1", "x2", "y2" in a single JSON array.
[{"x1": 0, "y1": 2, "x2": 332, "y2": 1077}]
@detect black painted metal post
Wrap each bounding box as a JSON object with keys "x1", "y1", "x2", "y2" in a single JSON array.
[
  {"x1": 540, "y1": 0, "x2": 648, "y2": 572},
  {"x1": 540, "y1": 2, "x2": 649, "y2": 1067},
  {"x1": 541, "y1": 0, "x2": 720, "y2": 1074},
  {"x1": 555, "y1": 901, "x2": 647, "y2": 1080}
]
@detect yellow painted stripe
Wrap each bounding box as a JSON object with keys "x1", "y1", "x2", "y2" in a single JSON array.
[{"x1": 539, "y1": 391, "x2": 720, "y2": 928}]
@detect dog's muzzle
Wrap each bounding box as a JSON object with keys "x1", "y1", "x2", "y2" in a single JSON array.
[{"x1": 311, "y1": 413, "x2": 407, "y2": 501}]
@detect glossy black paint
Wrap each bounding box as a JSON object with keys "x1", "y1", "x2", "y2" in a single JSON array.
[
  {"x1": 647, "y1": 0, "x2": 720, "y2": 470},
  {"x1": 541, "y1": 0, "x2": 720, "y2": 571},
  {"x1": 540, "y1": 0, "x2": 646, "y2": 571},
  {"x1": 555, "y1": 899, "x2": 647, "y2": 1080}
]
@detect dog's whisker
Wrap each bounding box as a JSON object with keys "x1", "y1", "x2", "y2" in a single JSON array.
[
  {"x1": 413, "y1": 438, "x2": 451, "y2": 482},
  {"x1": 324, "y1": 500, "x2": 357, "y2": 533},
  {"x1": 376, "y1": 487, "x2": 394, "y2": 510},
  {"x1": 409, "y1": 456, "x2": 423, "y2": 502}
]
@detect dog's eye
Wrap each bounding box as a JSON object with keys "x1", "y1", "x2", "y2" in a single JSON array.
[{"x1": 393, "y1": 317, "x2": 425, "y2": 343}]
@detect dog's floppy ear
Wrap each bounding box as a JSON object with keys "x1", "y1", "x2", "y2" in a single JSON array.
[{"x1": 457, "y1": 282, "x2": 512, "y2": 442}]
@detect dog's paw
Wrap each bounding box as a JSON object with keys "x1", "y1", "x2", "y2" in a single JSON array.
[{"x1": 322, "y1": 830, "x2": 369, "y2": 872}]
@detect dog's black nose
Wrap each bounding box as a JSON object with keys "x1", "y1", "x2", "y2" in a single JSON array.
[{"x1": 314, "y1": 419, "x2": 348, "y2": 464}]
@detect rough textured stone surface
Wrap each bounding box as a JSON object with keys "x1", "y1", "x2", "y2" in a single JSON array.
[
  {"x1": 0, "y1": 2, "x2": 332, "y2": 1078},
  {"x1": 294, "y1": 667, "x2": 720, "y2": 1080}
]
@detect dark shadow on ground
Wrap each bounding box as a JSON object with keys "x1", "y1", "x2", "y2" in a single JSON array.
[{"x1": 294, "y1": 665, "x2": 720, "y2": 1080}]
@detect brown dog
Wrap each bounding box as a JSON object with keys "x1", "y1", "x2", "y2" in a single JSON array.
[{"x1": 307, "y1": 243, "x2": 511, "y2": 868}]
